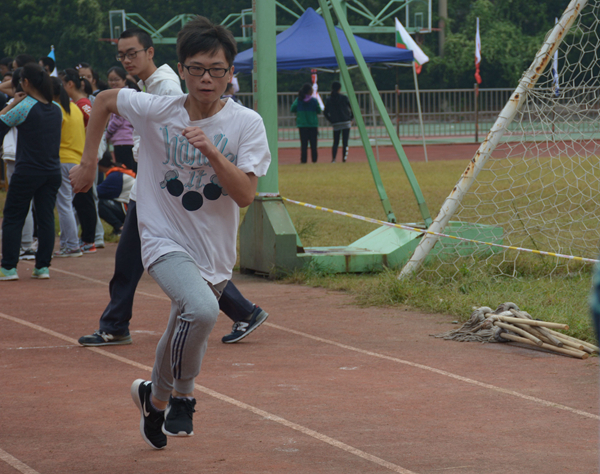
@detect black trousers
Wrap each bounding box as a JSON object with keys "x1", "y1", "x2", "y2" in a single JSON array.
[
  {"x1": 299, "y1": 127, "x2": 318, "y2": 163},
  {"x1": 1, "y1": 173, "x2": 61, "y2": 270},
  {"x1": 332, "y1": 128, "x2": 350, "y2": 161},
  {"x1": 113, "y1": 145, "x2": 136, "y2": 173},
  {"x1": 99, "y1": 200, "x2": 257, "y2": 336},
  {"x1": 98, "y1": 199, "x2": 126, "y2": 232},
  {"x1": 73, "y1": 187, "x2": 97, "y2": 244}
]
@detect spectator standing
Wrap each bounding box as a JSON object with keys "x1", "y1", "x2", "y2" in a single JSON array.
[
  {"x1": 0, "y1": 57, "x2": 12, "y2": 76},
  {"x1": 105, "y1": 66, "x2": 137, "y2": 172},
  {"x1": 291, "y1": 83, "x2": 321, "y2": 163},
  {"x1": 2, "y1": 70, "x2": 36, "y2": 259},
  {"x1": 77, "y1": 27, "x2": 270, "y2": 350},
  {"x1": 70, "y1": 15, "x2": 271, "y2": 449},
  {"x1": 39, "y1": 56, "x2": 55, "y2": 75},
  {"x1": 60, "y1": 68, "x2": 100, "y2": 253},
  {"x1": 323, "y1": 81, "x2": 353, "y2": 163},
  {"x1": 74, "y1": 64, "x2": 108, "y2": 248},
  {"x1": 0, "y1": 64, "x2": 62, "y2": 280},
  {"x1": 0, "y1": 55, "x2": 35, "y2": 98},
  {"x1": 12, "y1": 54, "x2": 35, "y2": 71},
  {"x1": 76, "y1": 62, "x2": 108, "y2": 100},
  {"x1": 51, "y1": 77, "x2": 84, "y2": 257}
]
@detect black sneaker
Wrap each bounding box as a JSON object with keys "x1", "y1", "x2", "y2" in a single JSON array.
[
  {"x1": 78, "y1": 330, "x2": 132, "y2": 346},
  {"x1": 131, "y1": 379, "x2": 167, "y2": 449},
  {"x1": 162, "y1": 396, "x2": 196, "y2": 437},
  {"x1": 19, "y1": 248, "x2": 36, "y2": 260},
  {"x1": 221, "y1": 307, "x2": 269, "y2": 344}
]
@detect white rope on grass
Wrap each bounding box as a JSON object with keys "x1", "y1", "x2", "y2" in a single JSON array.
[{"x1": 269, "y1": 195, "x2": 600, "y2": 264}]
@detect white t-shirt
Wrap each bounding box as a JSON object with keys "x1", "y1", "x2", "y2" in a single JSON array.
[{"x1": 117, "y1": 88, "x2": 271, "y2": 283}]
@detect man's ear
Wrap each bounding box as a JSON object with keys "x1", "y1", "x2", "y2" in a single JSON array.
[
  {"x1": 177, "y1": 63, "x2": 185, "y2": 81},
  {"x1": 146, "y1": 46, "x2": 155, "y2": 61}
]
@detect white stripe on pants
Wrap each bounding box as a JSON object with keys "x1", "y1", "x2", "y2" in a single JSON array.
[{"x1": 148, "y1": 251, "x2": 219, "y2": 400}]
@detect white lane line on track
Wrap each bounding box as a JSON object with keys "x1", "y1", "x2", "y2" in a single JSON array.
[
  {"x1": 0, "y1": 447, "x2": 41, "y2": 474},
  {"x1": 266, "y1": 322, "x2": 600, "y2": 421},
  {"x1": 51, "y1": 267, "x2": 600, "y2": 421},
  {"x1": 0, "y1": 311, "x2": 416, "y2": 474}
]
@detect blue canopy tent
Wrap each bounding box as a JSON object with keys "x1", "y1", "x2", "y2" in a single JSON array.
[
  {"x1": 233, "y1": 8, "x2": 414, "y2": 72},
  {"x1": 233, "y1": 8, "x2": 428, "y2": 161}
]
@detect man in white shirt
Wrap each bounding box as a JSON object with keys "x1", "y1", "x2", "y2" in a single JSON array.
[
  {"x1": 78, "y1": 28, "x2": 269, "y2": 350},
  {"x1": 71, "y1": 18, "x2": 271, "y2": 450}
]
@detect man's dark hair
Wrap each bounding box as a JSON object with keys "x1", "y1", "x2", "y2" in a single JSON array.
[
  {"x1": 176, "y1": 16, "x2": 237, "y2": 66},
  {"x1": 14, "y1": 54, "x2": 36, "y2": 68},
  {"x1": 120, "y1": 28, "x2": 154, "y2": 50},
  {"x1": 39, "y1": 56, "x2": 55, "y2": 73},
  {"x1": 331, "y1": 81, "x2": 342, "y2": 93},
  {"x1": 0, "y1": 57, "x2": 13, "y2": 69}
]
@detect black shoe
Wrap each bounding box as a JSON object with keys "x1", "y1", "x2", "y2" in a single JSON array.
[
  {"x1": 19, "y1": 248, "x2": 36, "y2": 260},
  {"x1": 162, "y1": 396, "x2": 196, "y2": 437},
  {"x1": 78, "y1": 330, "x2": 132, "y2": 347},
  {"x1": 130, "y1": 379, "x2": 167, "y2": 449},
  {"x1": 221, "y1": 307, "x2": 269, "y2": 344}
]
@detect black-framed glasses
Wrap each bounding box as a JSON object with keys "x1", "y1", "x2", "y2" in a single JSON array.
[
  {"x1": 116, "y1": 48, "x2": 148, "y2": 62},
  {"x1": 182, "y1": 65, "x2": 230, "y2": 78}
]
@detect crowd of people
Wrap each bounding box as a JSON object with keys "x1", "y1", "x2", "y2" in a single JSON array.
[
  {"x1": 0, "y1": 19, "x2": 272, "y2": 450},
  {"x1": 0, "y1": 54, "x2": 138, "y2": 266}
]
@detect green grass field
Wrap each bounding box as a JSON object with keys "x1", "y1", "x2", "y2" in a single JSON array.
[
  {"x1": 2, "y1": 157, "x2": 597, "y2": 344},
  {"x1": 271, "y1": 160, "x2": 597, "y2": 344}
]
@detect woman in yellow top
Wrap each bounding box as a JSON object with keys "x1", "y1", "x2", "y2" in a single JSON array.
[{"x1": 51, "y1": 77, "x2": 85, "y2": 257}]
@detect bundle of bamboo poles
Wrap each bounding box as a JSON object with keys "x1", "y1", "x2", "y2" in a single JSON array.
[
  {"x1": 433, "y1": 302, "x2": 598, "y2": 359},
  {"x1": 486, "y1": 304, "x2": 598, "y2": 359}
]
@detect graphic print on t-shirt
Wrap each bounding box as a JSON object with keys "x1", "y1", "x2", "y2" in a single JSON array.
[{"x1": 160, "y1": 127, "x2": 230, "y2": 211}]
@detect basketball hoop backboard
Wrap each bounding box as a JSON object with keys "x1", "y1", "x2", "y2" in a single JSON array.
[
  {"x1": 109, "y1": 10, "x2": 126, "y2": 41},
  {"x1": 406, "y1": 0, "x2": 432, "y2": 33}
]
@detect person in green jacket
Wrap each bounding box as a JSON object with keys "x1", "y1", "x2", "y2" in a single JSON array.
[{"x1": 290, "y1": 83, "x2": 321, "y2": 163}]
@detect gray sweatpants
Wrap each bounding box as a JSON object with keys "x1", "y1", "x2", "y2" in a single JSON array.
[
  {"x1": 56, "y1": 163, "x2": 79, "y2": 250},
  {"x1": 148, "y1": 251, "x2": 220, "y2": 400}
]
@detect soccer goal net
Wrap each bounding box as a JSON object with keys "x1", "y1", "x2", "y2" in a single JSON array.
[{"x1": 400, "y1": 0, "x2": 600, "y2": 281}]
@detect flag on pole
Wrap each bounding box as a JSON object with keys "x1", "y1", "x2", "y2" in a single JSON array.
[
  {"x1": 475, "y1": 18, "x2": 482, "y2": 84},
  {"x1": 552, "y1": 18, "x2": 560, "y2": 97},
  {"x1": 310, "y1": 69, "x2": 325, "y2": 110},
  {"x1": 48, "y1": 45, "x2": 57, "y2": 77},
  {"x1": 395, "y1": 18, "x2": 429, "y2": 74}
]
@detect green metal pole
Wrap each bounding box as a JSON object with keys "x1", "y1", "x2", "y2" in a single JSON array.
[
  {"x1": 240, "y1": 0, "x2": 302, "y2": 276},
  {"x1": 326, "y1": 0, "x2": 432, "y2": 226},
  {"x1": 318, "y1": 0, "x2": 397, "y2": 223},
  {"x1": 253, "y1": 0, "x2": 278, "y2": 193}
]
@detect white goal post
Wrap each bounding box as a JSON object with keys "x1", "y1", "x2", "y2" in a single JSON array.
[{"x1": 399, "y1": 0, "x2": 599, "y2": 280}]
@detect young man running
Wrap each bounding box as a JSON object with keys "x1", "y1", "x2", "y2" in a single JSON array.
[
  {"x1": 71, "y1": 17, "x2": 271, "y2": 449},
  {"x1": 77, "y1": 28, "x2": 268, "y2": 349}
]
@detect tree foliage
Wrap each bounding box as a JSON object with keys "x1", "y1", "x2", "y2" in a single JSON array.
[{"x1": 0, "y1": 0, "x2": 573, "y2": 91}]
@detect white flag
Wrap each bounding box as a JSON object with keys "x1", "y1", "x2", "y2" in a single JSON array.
[{"x1": 394, "y1": 18, "x2": 429, "y2": 67}]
